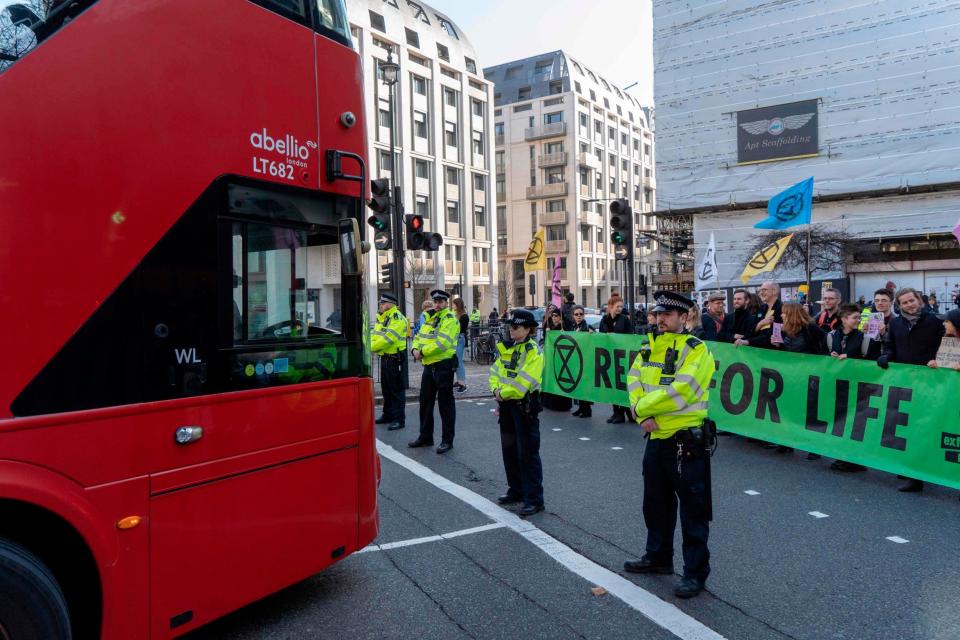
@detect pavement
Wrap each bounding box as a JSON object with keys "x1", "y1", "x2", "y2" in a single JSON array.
[
  {"x1": 373, "y1": 355, "x2": 496, "y2": 403},
  {"x1": 186, "y1": 398, "x2": 960, "y2": 640}
]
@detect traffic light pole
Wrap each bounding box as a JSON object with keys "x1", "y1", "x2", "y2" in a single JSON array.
[{"x1": 387, "y1": 67, "x2": 409, "y2": 390}]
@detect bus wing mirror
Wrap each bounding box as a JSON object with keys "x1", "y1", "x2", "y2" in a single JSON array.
[{"x1": 338, "y1": 218, "x2": 363, "y2": 276}]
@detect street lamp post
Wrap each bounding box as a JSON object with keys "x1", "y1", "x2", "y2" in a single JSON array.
[{"x1": 380, "y1": 51, "x2": 409, "y2": 388}]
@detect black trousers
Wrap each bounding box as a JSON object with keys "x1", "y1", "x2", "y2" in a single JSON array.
[
  {"x1": 419, "y1": 358, "x2": 456, "y2": 445},
  {"x1": 642, "y1": 437, "x2": 711, "y2": 581},
  {"x1": 379, "y1": 353, "x2": 405, "y2": 424},
  {"x1": 499, "y1": 402, "x2": 544, "y2": 507}
]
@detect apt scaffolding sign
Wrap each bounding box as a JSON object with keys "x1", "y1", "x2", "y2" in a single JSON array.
[{"x1": 737, "y1": 99, "x2": 819, "y2": 164}]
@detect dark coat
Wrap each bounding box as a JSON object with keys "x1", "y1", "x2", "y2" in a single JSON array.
[
  {"x1": 718, "y1": 308, "x2": 757, "y2": 343},
  {"x1": 747, "y1": 299, "x2": 783, "y2": 348},
  {"x1": 815, "y1": 310, "x2": 840, "y2": 333},
  {"x1": 599, "y1": 311, "x2": 632, "y2": 335},
  {"x1": 782, "y1": 322, "x2": 826, "y2": 355},
  {"x1": 701, "y1": 313, "x2": 724, "y2": 341},
  {"x1": 572, "y1": 320, "x2": 594, "y2": 333},
  {"x1": 560, "y1": 301, "x2": 576, "y2": 331},
  {"x1": 883, "y1": 311, "x2": 945, "y2": 365},
  {"x1": 827, "y1": 329, "x2": 870, "y2": 359}
]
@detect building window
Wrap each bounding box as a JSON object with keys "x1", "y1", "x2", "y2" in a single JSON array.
[
  {"x1": 544, "y1": 111, "x2": 563, "y2": 125},
  {"x1": 594, "y1": 120, "x2": 602, "y2": 134},
  {"x1": 608, "y1": 126, "x2": 616, "y2": 142},
  {"x1": 474, "y1": 205, "x2": 486, "y2": 228},
  {"x1": 444, "y1": 88, "x2": 457, "y2": 107},
  {"x1": 513, "y1": 103, "x2": 532, "y2": 113},
  {"x1": 603, "y1": 97, "x2": 610, "y2": 109},
  {"x1": 609, "y1": 176, "x2": 616, "y2": 192},
  {"x1": 589, "y1": 89, "x2": 596, "y2": 102},
  {"x1": 494, "y1": 122, "x2": 504, "y2": 137},
  {"x1": 531, "y1": 203, "x2": 537, "y2": 232},
  {"x1": 546, "y1": 200, "x2": 564, "y2": 212},
  {"x1": 437, "y1": 43, "x2": 450, "y2": 61},
  {"x1": 545, "y1": 167, "x2": 564, "y2": 184},
  {"x1": 495, "y1": 150, "x2": 505, "y2": 169},
  {"x1": 412, "y1": 75, "x2": 427, "y2": 95},
  {"x1": 378, "y1": 150, "x2": 392, "y2": 172},
  {"x1": 405, "y1": 27, "x2": 420, "y2": 48},
  {"x1": 415, "y1": 159, "x2": 429, "y2": 178},
  {"x1": 472, "y1": 99, "x2": 484, "y2": 117},
  {"x1": 609, "y1": 153, "x2": 615, "y2": 167},
  {"x1": 472, "y1": 131, "x2": 484, "y2": 156},
  {"x1": 447, "y1": 200, "x2": 460, "y2": 224},
  {"x1": 465, "y1": 56, "x2": 477, "y2": 74},
  {"x1": 446, "y1": 167, "x2": 459, "y2": 185},
  {"x1": 549, "y1": 81, "x2": 563, "y2": 95},
  {"x1": 496, "y1": 176, "x2": 505, "y2": 195},
  {"x1": 547, "y1": 226, "x2": 566, "y2": 241},
  {"x1": 518, "y1": 86, "x2": 531, "y2": 101},
  {"x1": 622, "y1": 159, "x2": 628, "y2": 171},
  {"x1": 473, "y1": 174, "x2": 486, "y2": 191},
  {"x1": 574, "y1": 81, "x2": 582, "y2": 94},
  {"x1": 379, "y1": 107, "x2": 391, "y2": 128},
  {"x1": 545, "y1": 141, "x2": 563, "y2": 154},
  {"x1": 579, "y1": 112, "x2": 588, "y2": 132},
  {"x1": 497, "y1": 206, "x2": 506, "y2": 228},
  {"x1": 369, "y1": 10, "x2": 386, "y2": 32},
  {"x1": 416, "y1": 195, "x2": 429, "y2": 217},
  {"x1": 407, "y1": 1, "x2": 429, "y2": 23},
  {"x1": 445, "y1": 121, "x2": 457, "y2": 147},
  {"x1": 413, "y1": 110, "x2": 428, "y2": 138},
  {"x1": 437, "y1": 16, "x2": 458, "y2": 38}
]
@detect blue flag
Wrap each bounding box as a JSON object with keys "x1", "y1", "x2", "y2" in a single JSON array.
[{"x1": 755, "y1": 177, "x2": 814, "y2": 230}]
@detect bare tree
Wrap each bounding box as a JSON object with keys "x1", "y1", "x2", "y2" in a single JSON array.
[
  {"x1": 497, "y1": 274, "x2": 516, "y2": 311},
  {"x1": 745, "y1": 227, "x2": 856, "y2": 280}
]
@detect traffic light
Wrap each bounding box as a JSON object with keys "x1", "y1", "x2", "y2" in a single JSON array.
[
  {"x1": 609, "y1": 198, "x2": 632, "y2": 259},
  {"x1": 367, "y1": 178, "x2": 392, "y2": 250},
  {"x1": 405, "y1": 214, "x2": 443, "y2": 251},
  {"x1": 380, "y1": 261, "x2": 394, "y2": 289}
]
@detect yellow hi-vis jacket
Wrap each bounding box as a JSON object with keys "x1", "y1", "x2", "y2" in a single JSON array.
[
  {"x1": 488, "y1": 338, "x2": 543, "y2": 400},
  {"x1": 413, "y1": 308, "x2": 459, "y2": 365},
  {"x1": 371, "y1": 307, "x2": 407, "y2": 355},
  {"x1": 627, "y1": 332, "x2": 716, "y2": 440}
]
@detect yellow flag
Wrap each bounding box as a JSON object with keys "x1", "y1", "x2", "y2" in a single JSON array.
[
  {"x1": 740, "y1": 234, "x2": 794, "y2": 284},
  {"x1": 524, "y1": 228, "x2": 546, "y2": 272}
]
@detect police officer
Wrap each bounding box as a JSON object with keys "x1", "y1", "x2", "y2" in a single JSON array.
[
  {"x1": 489, "y1": 308, "x2": 545, "y2": 517},
  {"x1": 371, "y1": 292, "x2": 408, "y2": 431},
  {"x1": 409, "y1": 289, "x2": 460, "y2": 454},
  {"x1": 624, "y1": 291, "x2": 717, "y2": 599}
]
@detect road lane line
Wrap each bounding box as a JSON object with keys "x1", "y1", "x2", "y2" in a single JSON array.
[
  {"x1": 808, "y1": 511, "x2": 829, "y2": 519},
  {"x1": 552, "y1": 428, "x2": 563, "y2": 431},
  {"x1": 611, "y1": 447, "x2": 624, "y2": 451},
  {"x1": 360, "y1": 523, "x2": 507, "y2": 553},
  {"x1": 886, "y1": 536, "x2": 909, "y2": 544},
  {"x1": 579, "y1": 437, "x2": 591, "y2": 441},
  {"x1": 743, "y1": 490, "x2": 760, "y2": 496},
  {"x1": 377, "y1": 440, "x2": 727, "y2": 640}
]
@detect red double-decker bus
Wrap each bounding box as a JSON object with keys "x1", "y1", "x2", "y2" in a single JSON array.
[{"x1": 0, "y1": 1, "x2": 378, "y2": 637}]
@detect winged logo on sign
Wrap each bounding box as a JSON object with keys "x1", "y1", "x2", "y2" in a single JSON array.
[{"x1": 740, "y1": 113, "x2": 815, "y2": 136}]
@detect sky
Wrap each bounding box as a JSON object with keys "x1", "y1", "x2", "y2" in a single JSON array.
[{"x1": 426, "y1": 0, "x2": 654, "y2": 105}]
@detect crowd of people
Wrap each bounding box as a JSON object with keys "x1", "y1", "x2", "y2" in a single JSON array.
[{"x1": 535, "y1": 282, "x2": 959, "y2": 494}]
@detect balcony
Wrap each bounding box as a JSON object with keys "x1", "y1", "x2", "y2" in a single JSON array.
[
  {"x1": 524, "y1": 122, "x2": 567, "y2": 141},
  {"x1": 495, "y1": 134, "x2": 505, "y2": 146},
  {"x1": 579, "y1": 184, "x2": 591, "y2": 197},
  {"x1": 540, "y1": 210, "x2": 568, "y2": 226},
  {"x1": 577, "y1": 152, "x2": 601, "y2": 171},
  {"x1": 581, "y1": 211, "x2": 603, "y2": 227},
  {"x1": 546, "y1": 239, "x2": 569, "y2": 253},
  {"x1": 537, "y1": 152, "x2": 568, "y2": 168},
  {"x1": 643, "y1": 175, "x2": 657, "y2": 190},
  {"x1": 526, "y1": 182, "x2": 568, "y2": 199}
]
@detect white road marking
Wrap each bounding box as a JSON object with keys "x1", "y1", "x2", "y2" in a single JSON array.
[
  {"x1": 552, "y1": 428, "x2": 563, "y2": 431},
  {"x1": 377, "y1": 440, "x2": 727, "y2": 640},
  {"x1": 808, "y1": 511, "x2": 829, "y2": 519},
  {"x1": 490, "y1": 409, "x2": 496, "y2": 413},
  {"x1": 359, "y1": 523, "x2": 507, "y2": 553},
  {"x1": 579, "y1": 437, "x2": 591, "y2": 441},
  {"x1": 744, "y1": 490, "x2": 761, "y2": 496},
  {"x1": 611, "y1": 447, "x2": 624, "y2": 451},
  {"x1": 886, "y1": 536, "x2": 909, "y2": 544},
  {"x1": 475, "y1": 403, "x2": 486, "y2": 406}
]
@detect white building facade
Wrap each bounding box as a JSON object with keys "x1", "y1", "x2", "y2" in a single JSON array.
[
  {"x1": 345, "y1": 0, "x2": 496, "y2": 315},
  {"x1": 485, "y1": 51, "x2": 656, "y2": 311},
  {"x1": 655, "y1": 0, "x2": 960, "y2": 304}
]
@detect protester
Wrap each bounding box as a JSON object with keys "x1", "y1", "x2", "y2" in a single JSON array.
[
  {"x1": 413, "y1": 299, "x2": 432, "y2": 336},
  {"x1": 452, "y1": 297, "x2": 469, "y2": 393},
  {"x1": 541, "y1": 307, "x2": 572, "y2": 412},
  {"x1": 489, "y1": 307, "x2": 500, "y2": 326},
  {"x1": 782, "y1": 302, "x2": 826, "y2": 355},
  {"x1": 719, "y1": 289, "x2": 758, "y2": 343},
  {"x1": 560, "y1": 291, "x2": 576, "y2": 330},
  {"x1": 877, "y1": 287, "x2": 945, "y2": 492},
  {"x1": 815, "y1": 287, "x2": 842, "y2": 333},
  {"x1": 860, "y1": 288, "x2": 896, "y2": 360},
  {"x1": 701, "y1": 293, "x2": 725, "y2": 341},
  {"x1": 490, "y1": 309, "x2": 545, "y2": 517},
  {"x1": 685, "y1": 302, "x2": 706, "y2": 339},
  {"x1": 930, "y1": 308, "x2": 960, "y2": 371},
  {"x1": 570, "y1": 305, "x2": 595, "y2": 418},
  {"x1": 738, "y1": 281, "x2": 782, "y2": 348},
  {"x1": 826, "y1": 304, "x2": 872, "y2": 471},
  {"x1": 600, "y1": 295, "x2": 632, "y2": 423},
  {"x1": 857, "y1": 295, "x2": 867, "y2": 308}
]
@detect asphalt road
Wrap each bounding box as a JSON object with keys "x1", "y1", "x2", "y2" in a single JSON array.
[{"x1": 188, "y1": 398, "x2": 960, "y2": 640}]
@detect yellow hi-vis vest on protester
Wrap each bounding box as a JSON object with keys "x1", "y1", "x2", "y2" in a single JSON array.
[
  {"x1": 488, "y1": 338, "x2": 543, "y2": 400},
  {"x1": 627, "y1": 333, "x2": 716, "y2": 440},
  {"x1": 413, "y1": 308, "x2": 459, "y2": 365},
  {"x1": 371, "y1": 307, "x2": 407, "y2": 355}
]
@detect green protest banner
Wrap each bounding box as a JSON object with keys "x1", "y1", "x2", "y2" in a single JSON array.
[{"x1": 543, "y1": 332, "x2": 960, "y2": 490}]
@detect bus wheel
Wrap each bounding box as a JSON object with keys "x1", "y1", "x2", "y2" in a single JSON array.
[{"x1": 0, "y1": 539, "x2": 72, "y2": 640}]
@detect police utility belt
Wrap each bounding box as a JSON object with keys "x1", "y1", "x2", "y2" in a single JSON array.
[
  {"x1": 380, "y1": 350, "x2": 407, "y2": 360},
  {"x1": 502, "y1": 390, "x2": 541, "y2": 416}
]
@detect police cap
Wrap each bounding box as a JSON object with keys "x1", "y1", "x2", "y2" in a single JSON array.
[
  {"x1": 430, "y1": 289, "x2": 450, "y2": 301},
  {"x1": 379, "y1": 292, "x2": 398, "y2": 305},
  {"x1": 651, "y1": 290, "x2": 694, "y2": 313},
  {"x1": 508, "y1": 308, "x2": 538, "y2": 328}
]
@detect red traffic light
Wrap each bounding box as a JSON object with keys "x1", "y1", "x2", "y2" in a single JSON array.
[{"x1": 409, "y1": 215, "x2": 423, "y2": 231}]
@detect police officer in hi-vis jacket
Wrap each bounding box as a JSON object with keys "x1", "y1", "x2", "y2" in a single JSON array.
[
  {"x1": 489, "y1": 308, "x2": 545, "y2": 517},
  {"x1": 408, "y1": 290, "x2": 460, "y2": 454},
  {"x1": 371, "y1": 292, "x2": 407, "y2": 431},
  {"x1": 624, "y1": 291, "x2": 717, "y2": 599}
]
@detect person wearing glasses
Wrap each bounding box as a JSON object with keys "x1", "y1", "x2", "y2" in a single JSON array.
[
  {"x1": 541, "y1": 307, "x2": 572, "y2": 412},
  {"x1": 570, "y1": 305, "x2": 595, "y2": 418}
]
